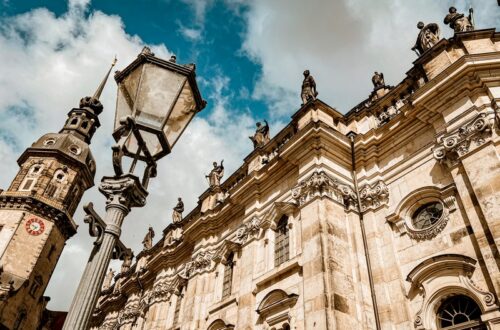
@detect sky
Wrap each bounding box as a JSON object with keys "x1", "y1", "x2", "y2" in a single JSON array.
[{"x1": 0, "y1": 0, "x2": 498, "y2": 311}]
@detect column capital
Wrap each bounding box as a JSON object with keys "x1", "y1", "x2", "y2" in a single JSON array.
[
  {"x1": 99, "y1": 174, "x2": 148, "y2": 211},
  {"x1": 432, "y1": 111, "x2": 496, "y2": 167}
]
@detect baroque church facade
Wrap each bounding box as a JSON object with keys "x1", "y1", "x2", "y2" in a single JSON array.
[
  {"x1": 88, "y1": 26, "x2": 500, "y2": 330},
  {"x1": 0, "y1": 7, "x2": 500, "y2": 330}
]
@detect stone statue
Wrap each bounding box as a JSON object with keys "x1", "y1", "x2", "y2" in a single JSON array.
[
  {"x1": 172, "y1": 197, "x2": 184, "y2": 224},
  {"x1": 301, "y1": 70, "x2": 318, "y2": 105},
  {"x1": 102, "y1": 268, "x2": 115, "y2": 291},
  {"x1": 444, "y1": 6, "x2": 474, "y2": 33},
  {"x1": 412, "y1": 21, "x2": 440, "y2": 56},
  {"x1": 142, "y1": 227, "x2": 155, "y2": 250},
  {"x1": 249, "y1": 120, "x2": 270, "y2": 148},
  {"x1": 372, "y1": 72, "x2": 385, "y2": 89},
  {"x1": 206, "y1": 160, "x2": 224, "y2": 188},
  {"x1": 121, "y1": 253, "x2": 133, "y2": 273}
]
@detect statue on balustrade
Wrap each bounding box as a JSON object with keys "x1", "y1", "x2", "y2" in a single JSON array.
[
  {"x1": 372, "y1": 72, "x2": 385, "y2": 89},
  {"x1": 121, "y1": 252, "x2": 133, "y2": 273},
  {"x1": 206, "y1": 160, "x2": 224, "y2": 188},
  {"x1": 444, "y1": 6, "x2": 474, "y2": 33},
  {"x1": 172, "y1": 197, "x2": 184, "y2": 224},
  {"x1": 301, "y1": 70, "x2": 318, "y2": 105},
  {"x1": 250, "y1": 120, "x2": 270, "y2": 148},
  {"x1": 102, "y1": 268, "x2": 115, "y2": 291},
  {"x1": 412, "y1": 21, "x2": 440, "y2": 56},
  {"x1": 142, "y1": 226, "x2": 155, "y2": 250}
]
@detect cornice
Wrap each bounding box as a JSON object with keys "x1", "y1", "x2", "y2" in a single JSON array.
[{"x1": 0, "y1": 193, "x2": 77, "y2": 239}]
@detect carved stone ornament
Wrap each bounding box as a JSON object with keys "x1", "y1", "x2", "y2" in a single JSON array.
[
  {"x1": 433, "y1": 112, "x2": 495, "y2": 167},
  {"x1": 291, "y1": 171, "x2": 356, "y2": 208},
  {"x1": 150, "y1": 271, "x2": 188, "y2": 304},
  {"x1": 358, "y1": 180, "x2": 389, "y2": 211},
  {"x1": 233, "y1": 216, "x2": 261, "y2": 244}
]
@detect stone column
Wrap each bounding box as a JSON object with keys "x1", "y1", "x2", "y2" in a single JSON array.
[{"x1": 63, "y1": 174, "x2": 147, "y2": 330}]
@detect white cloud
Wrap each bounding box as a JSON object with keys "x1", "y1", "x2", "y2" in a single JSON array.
[
  {"x1": 0, "y1": 1, "x2": 256, "y2": 311},
  {"x1": 238, "y1": 0, "x2": 499, "y2": 113}
]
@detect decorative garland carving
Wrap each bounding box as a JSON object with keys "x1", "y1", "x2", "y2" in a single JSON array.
[
  {"x1": 358, "y1": 180, "x2": 389, "y2": 211},
  {"x1": 433, "y1": 112, "x2": 494, "y2": 166},
  {"x1": 291, "y1": 171, "x2": 356, "y2": 208}
]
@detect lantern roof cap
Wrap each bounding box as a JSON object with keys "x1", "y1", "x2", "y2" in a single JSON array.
[{"x1": 114, "y1": 47, "x2": 206, "y2": 112}]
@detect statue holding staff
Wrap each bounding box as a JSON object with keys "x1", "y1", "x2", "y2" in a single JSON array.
[{"x1": 444, "y1": 6, "x2": 474, "y2": 33}]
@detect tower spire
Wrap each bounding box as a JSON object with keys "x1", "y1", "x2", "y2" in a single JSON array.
[{"x1": 93, "y1": 56, "x2": 117, "y2": 100}]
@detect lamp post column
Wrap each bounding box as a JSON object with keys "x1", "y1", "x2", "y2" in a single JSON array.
[{"x1": 63, "y1": 174, "x2": 147, "y2": 330}]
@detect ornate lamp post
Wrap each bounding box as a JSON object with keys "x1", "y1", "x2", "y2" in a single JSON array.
[{"x1": 63, "y1": 47, "x2": 205, "y2": 330}]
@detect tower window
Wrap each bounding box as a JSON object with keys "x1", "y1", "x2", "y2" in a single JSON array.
[
  {"x1": 437, "y1": 295, "x2": 484, "y2": 329},
  {"x1": 275, "y1": 216, "x2": 290, "y2": 267},
  {"x1": 222, "y1": 253, "x2": 234, "y2": 299},
  {"x1": 81, "y1": 120, "x2": 89, "y2": 129},
  {"x1": 20, "y1": 179, "x2": 35, "y2": 191},
  {"x1": 47, "y1": 244, "x2": 57, "y2": 261},
  {"x1": 29, "y1": 276, "x2": 43, "y2": 297}
]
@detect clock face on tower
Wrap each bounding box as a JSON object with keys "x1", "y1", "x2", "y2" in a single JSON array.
[{"x1": 25, "y1": 217, "x2": 45, "y2": 236}]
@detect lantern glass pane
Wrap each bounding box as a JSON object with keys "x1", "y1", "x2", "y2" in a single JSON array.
[
  {"x1": 134, "y1": 63, "x2": 186, "y2": 130},
  {"x1": 114, "y1": 66, "x2": 142, "y2": 130},
  {"x1": 164, "y1": 81, "x2": 197, "y2": 148},
  {"x1": 123, "y1": 130, "x2": 163, "y2": 158}
]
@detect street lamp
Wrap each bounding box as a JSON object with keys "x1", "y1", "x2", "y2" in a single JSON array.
[{"x1": 63, "y1": 47, "x2": 205, "y2": 330}]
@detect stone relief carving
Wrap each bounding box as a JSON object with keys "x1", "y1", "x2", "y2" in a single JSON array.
[
  {"x1": 358, "y1": 181, "x2": 389, "y2": 211},
  {"x1": 291, "y1": 171, "x2": 356, "y2": 208},
  {"x1": 433, "y1": 112, "x2": 494, "y2": 167},
  {"x1": 233, "y1": 216, "x2": 261, "y2": 244}
]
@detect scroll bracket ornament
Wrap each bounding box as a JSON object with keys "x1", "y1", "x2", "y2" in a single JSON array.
[
  {"x1": 358, "y1": 180, "x2": 389, "y2": 212},
  {"x1": 432, "y1": 112, "x2": 495, "y2": 167}
]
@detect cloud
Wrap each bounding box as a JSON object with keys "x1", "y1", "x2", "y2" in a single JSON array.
[
  {"x1": 0, "y1": 1, "x2": 255, "y2": 310},
  {"x1": 237, "y1": 0, "x2": 499, "y2": 113}
]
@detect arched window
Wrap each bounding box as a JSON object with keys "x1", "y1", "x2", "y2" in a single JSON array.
[
  {"x1": 222, "y1": 252, "x2": 234, "y2": 299},
  {"x1": 19, "y1": 163, "x2": 44, "y2": 191},
  {"x1": 437, "y1": 295, "x2": 485, "y2": 329},
  {"x1": 275, "y1": 216, "x2": 289, "y2": 267}
]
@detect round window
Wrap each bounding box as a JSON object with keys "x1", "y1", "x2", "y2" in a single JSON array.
[
  {"x1": 43, "y1": 138, "x2": 56, "y2": 146},
  {"x1": 412, "y1": 202, "x2": 443, "y2": 230}
]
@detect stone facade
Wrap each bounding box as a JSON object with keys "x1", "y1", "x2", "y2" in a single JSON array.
[{"x1": 88, "y1": 29, "x2": 500, "y2": 330}]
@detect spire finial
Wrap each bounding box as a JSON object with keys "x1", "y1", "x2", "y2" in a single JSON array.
[{"x1": 93, "y1": 56, "x2": 117, "y2": 100}]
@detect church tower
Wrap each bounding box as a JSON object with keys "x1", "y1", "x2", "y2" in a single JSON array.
[{"x1": 0, "y1": 60, "x2": 115, "y2": 330}]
